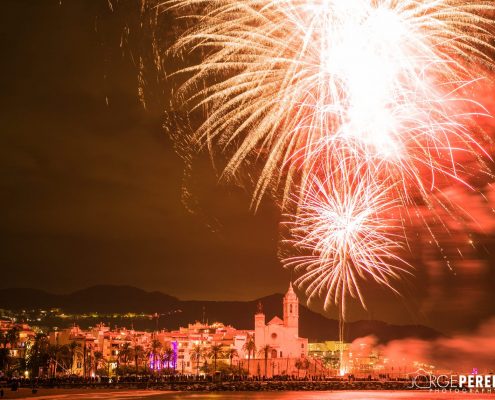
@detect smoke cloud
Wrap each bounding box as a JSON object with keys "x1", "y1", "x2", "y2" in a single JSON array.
[{"x1": 353, "y1": 318, "x2": 495, "y2": 373}]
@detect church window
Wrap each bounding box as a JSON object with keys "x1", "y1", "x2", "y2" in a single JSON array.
[{"x1": 290, "y1": 304, "x2": 293, "y2": 313}]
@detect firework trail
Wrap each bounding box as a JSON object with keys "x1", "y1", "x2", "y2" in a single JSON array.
[{"x1": 162, "y1": 0, "x2": 495, "y2": 315}]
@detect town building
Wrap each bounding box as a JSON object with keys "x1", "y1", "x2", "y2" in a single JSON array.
[
  {"x1": 0, "y1": 319, "x2": 35, "y2": 362},
  {"x1": 1, "y1": 283, "x2": 316, "y2": 378}
]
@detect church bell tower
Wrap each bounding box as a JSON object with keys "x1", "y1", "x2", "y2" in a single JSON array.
[{"x1": 283, "y1": 282, "x2": 299, "y2": 334}]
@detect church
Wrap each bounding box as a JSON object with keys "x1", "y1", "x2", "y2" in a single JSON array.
[{"x1": 254, "y1": 283, "x2": 308, "y2": 361}]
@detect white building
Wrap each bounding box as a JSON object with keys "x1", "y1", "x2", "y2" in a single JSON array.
[{"x1": 254, "y1": 283, "x2": 308, "y2": 361}]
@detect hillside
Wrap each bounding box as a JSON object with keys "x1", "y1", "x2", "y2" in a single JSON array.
[{"x1": 0, "y1": 285, "x2": 441, "y2": 342}]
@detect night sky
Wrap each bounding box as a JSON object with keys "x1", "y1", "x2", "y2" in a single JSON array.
[{"x1": 1, "y1": 0, "x2": 495, "y2": 334}]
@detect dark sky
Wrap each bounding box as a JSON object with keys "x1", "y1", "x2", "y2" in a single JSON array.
[
  {"x1": 0, "y1": 0, "x2": 285, "y2": 301},
  {"x1": 1, "y1": 0, "x2": 495, "y2": 334}
]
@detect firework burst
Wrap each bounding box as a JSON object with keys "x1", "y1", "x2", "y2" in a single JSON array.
[
  {"x1": 282, "y1": 163, "x2": 410, "y2": 315},
  {"x1": 167, "y1": 0, "x2": 494, "y2": 206},
  {"x1": 163, "y1": 0, "x2": 495, "y2": 313}
]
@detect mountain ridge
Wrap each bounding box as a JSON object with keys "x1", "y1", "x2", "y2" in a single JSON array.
[{"x1": 0, "y1": 285, "x2": 442, "y2": 343}]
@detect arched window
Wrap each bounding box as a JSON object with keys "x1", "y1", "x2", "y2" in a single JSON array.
[{"x1": 290, "y1": 304, "x2": 293, "y2": 313}]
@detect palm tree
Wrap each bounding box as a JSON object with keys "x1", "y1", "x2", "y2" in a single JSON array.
[
  {"x1": 94, "y1": 351, "x2": 105, "y2": 374},
  {"x1": 295, "y1": 358, "x2": 309, "y2": 379},
  {"x1": 0, "y1": 347, "x2": 11, "y2": 374},
  {"x1": 150, "y1": 339, "x2": 162, "y2": 373},
  {"x1": 295, "y1": 359, "x2": 303, "y2": 378},
  {"x1": 189, "y1": 344, "x2": 202, "y2": 376},
  {"x1": 6, "y1": 327, "x2": 20, "y2": 349},
  {"x1": 208, "y1": 344, "x2": 223, "y2": 373},
  {"x1": 133, "y1": 345, "x2": 144, "y2": 374},
  {"x1": 225, "y1": 348, "x2": 238, "y2": 371},
  {"x1": 48, "y1": 344, "x2": 64, "y2": 377},
  {"x1": 302, "y1": 358, "x2": 310, "y2": 377},
  {"x1": 26, "y1": 333, "x2": 50, "y2": 378},
  {"x1": 242, "y1": 334, "x2": 256, "y2": 376},
  {"x1": 202, "y1": 348, "x2": 210, "y2": 374},
  {"x1": 257, "y1": 345, "x2": 272, "y2": 378},
  {"x1": 119, "y1": 342, "x2": 132, "y2": 373},
  {"x1": 163, "y1": 345, "x2": 175, "y2": 374}
]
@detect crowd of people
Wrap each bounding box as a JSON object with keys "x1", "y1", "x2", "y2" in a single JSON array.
[{"x1": 0, "y1": 372, "x2": 412, "y2": 392}]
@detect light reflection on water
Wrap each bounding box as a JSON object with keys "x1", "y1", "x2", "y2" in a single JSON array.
[{"x1": 148, "y1": 391, "x2": 495, "y2": 400}]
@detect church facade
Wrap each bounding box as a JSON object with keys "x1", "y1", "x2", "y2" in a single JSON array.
[{"x1": 254, "y1": 283, "x2": 308, "y2": 361}]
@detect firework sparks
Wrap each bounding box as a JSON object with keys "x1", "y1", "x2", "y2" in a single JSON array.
[
  {"x1": 163, "y1": 0, "x2": 495, "y2": 312},
  {"x1": 167, "y1": 0, "x2": 494, "y2": 206},
  {"x1": 282, "y1": 164, "x2": 410, "y2": 315}
]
